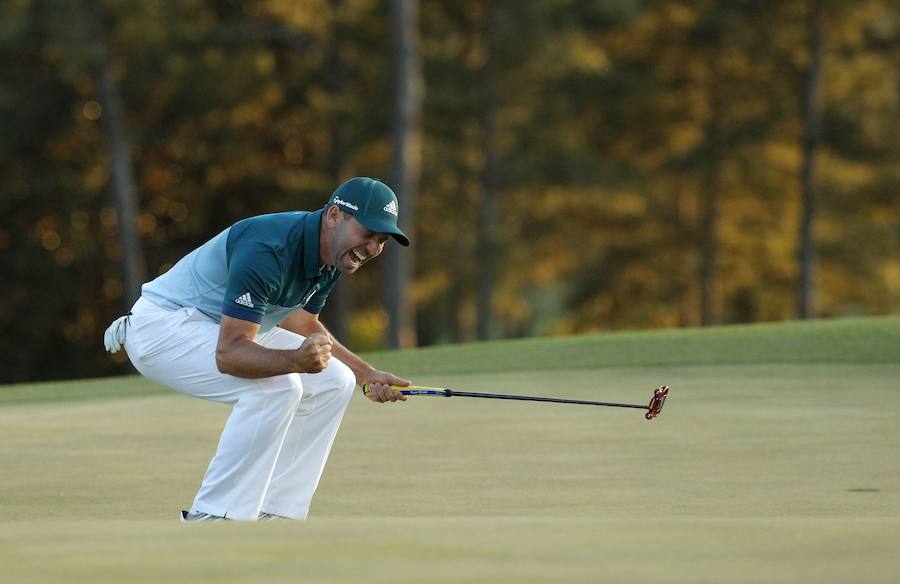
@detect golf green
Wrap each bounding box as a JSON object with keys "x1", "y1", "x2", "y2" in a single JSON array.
[{"x1": 1, "y1": 316, "x2": 898, "y2": 582}]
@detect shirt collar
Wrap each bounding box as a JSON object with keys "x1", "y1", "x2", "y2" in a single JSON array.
[{"x1": 302, "y1": 209, "x2": 326, "y2": 279}]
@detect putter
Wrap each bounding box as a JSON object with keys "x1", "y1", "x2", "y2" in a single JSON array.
[{"x1": 362, "y1": 384, "x2": 669, "y2": 421}]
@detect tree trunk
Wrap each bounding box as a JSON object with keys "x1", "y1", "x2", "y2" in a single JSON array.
[
  {"x1": 386, "y1": 0, "x2": 423, "y2": 349},
  {"x1": 476, "y1": 2, "x2": 497, "y2": 341},
  {"x1": 698, "y1": 178, "x2": 719, "y2": 326},
  {"x1": 797, "y1": 0, "x2": 824, "y2": 319},
  {"x1": 323, "y1": 0, "x2": 351, "y2": 343},
  {"x1": 85, "y1": 0, "x2": 146, "y2": 309},
  {"x1": 699, "y1": 79, "x2": 721, "y2": 327}
]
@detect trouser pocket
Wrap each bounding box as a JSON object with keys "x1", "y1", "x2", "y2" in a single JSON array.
[{"x1": 126, "y1": 306, "x2": 197, "y2": 361}]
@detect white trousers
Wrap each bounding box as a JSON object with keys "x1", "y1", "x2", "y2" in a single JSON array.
[{"x1": 124, "y1": 297, "x2": 355, "y2": 520}]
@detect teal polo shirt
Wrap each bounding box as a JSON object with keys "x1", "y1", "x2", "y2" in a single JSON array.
[{"x1": 141, "y1": 210, "x2": 341, "y2": 333}]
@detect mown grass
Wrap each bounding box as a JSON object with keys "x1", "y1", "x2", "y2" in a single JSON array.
[
  {"x1": 1, "y1": 316, "x2": 898, "y2": 583},
  {"x1": 0, "y1": 375, "x2": 166, "y2": 407},
  {"x1": 366, "y1": 315, "x2": 900, "y2": 375}
]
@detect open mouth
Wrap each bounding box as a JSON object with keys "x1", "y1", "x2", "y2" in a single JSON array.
[{"x1": 346, "y1": 248, "x2": 366, "y2": 268}]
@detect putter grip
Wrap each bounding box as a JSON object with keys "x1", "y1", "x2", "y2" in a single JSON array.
[
  {"x1": 361, "y1": 384, "x2": 449, "y2": 397},
  {"x1": 361, "y1": 383, "x2": 407, "y2": 397}
]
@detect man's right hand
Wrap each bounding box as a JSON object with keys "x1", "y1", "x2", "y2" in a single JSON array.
[{"x1": 294, "y1": 332, "x2": 333, "y2": 373}]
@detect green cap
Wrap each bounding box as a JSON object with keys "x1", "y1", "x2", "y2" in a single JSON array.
[{"x1": 327, "y1": 177, "x2": 410, "y2": 246}]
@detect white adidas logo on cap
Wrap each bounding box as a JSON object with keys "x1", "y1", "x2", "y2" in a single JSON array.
[{"x1": 383, "y1": 200, "x2": 398, "y2": 216}]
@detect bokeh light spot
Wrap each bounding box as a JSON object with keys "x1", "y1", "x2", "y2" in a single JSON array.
[
  {"x1": 168, "y1": 201, "x2": 189, "y2": 222},
  {"x1": 82, "y1": 100, "x2": 102, "y2": 120},
  {"x1": 103, "y1": 279, "x2": 123, "y2": 299},
  {"x1": 41, "y1": 231, "x2": 61, "y2": 251}
]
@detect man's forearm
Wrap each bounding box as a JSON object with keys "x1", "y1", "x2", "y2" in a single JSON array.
[{"x1": 216, "y1": 338, "x2": 303, "y2": 379}]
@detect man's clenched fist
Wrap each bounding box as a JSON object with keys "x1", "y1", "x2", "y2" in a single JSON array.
[{"x1": 295, "y1": 332, "x2": 333, "y2": 373}]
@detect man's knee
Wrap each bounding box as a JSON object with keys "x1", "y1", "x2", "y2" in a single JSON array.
[{"x1": 327, "y1": 360, "x2": 357, "y2": 399}]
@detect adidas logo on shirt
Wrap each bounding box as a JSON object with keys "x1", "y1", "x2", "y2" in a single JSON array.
[
  {"x1": 234, "y1": 292, "x2": 254, "y2": 308},
  {"x1": 383, "y1": 200, "x2": 398, "y2": 216}
]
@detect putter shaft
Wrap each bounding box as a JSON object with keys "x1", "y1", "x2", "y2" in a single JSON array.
[
  {"x1": 362, "y1": 384, "x2": 668, "y2": 419},
  {"x1": 441, "y1": 389, "x2": 648, "y2": 410}
]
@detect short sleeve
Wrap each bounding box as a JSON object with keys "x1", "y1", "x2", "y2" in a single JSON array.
[{"x1": 222, "y1": 241, "x2": 282, "y2": 324}]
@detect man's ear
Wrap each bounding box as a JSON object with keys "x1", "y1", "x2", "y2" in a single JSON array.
[{"x1": 323, "y1": 204, "x2": 342, "y2": 226}]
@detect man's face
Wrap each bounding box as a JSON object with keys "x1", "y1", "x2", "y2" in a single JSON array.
[{"x1": 326, "y1": 207, "x2": 389, "y2": 274}]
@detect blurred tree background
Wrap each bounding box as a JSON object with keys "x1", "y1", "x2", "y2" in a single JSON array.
[{"x1": 1, "y1": 0, "x2": 897, "y2": 383}]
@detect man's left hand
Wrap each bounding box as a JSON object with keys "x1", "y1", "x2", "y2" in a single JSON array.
[{"x1": 361, "y1": 370, "x2": 411, "y2": 403}]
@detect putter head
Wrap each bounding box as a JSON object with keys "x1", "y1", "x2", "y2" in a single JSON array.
[{"x1": 645, "y1": 385, "x2": 669, "y2": 420}]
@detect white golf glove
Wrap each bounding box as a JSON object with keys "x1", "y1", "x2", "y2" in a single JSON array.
[{"x1": 103, "y1": 315, "x2": 129, "y2": 353}]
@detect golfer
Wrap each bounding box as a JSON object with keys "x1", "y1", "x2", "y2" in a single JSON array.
[{"x1": 103, "y1": 177, "x2": 410, "y2": 522}]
